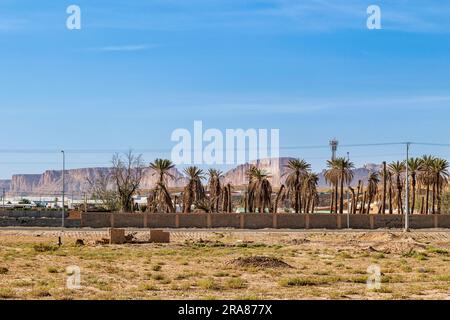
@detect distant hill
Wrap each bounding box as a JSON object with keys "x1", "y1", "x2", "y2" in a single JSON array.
[{"x1": 0, "y1": 159, "x2": 382, "y2": 196}]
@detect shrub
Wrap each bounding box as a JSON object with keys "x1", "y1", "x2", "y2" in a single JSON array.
[
  {"x1": 225, "y1": 278, "x2": 247, "y2": 289},
  {"x1": 197, "y1": 278, "x2": 220, "y2": 290},
  {"x1": 33, "y1": 244, "x2": 58, "y2": 253}
]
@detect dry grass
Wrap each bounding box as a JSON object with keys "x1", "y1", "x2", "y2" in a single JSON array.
[{"x1": 1, "y1": 229, "x2": 450, "y2": 299}]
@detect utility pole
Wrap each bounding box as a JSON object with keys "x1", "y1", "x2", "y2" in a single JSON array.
[
  {"x1": 61, "y1": 150, "x2": 65, "y2": 229},
  {"x1": 346, "y1": 152, "x2": 350, "y2": 228},
  {"x1": 405, "y1": 143, "x2": 410, "y2": 232}
]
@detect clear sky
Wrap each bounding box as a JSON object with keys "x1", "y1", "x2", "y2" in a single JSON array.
[{"x1": 1, "y1": 0, "x2": 450, "y2": 178}]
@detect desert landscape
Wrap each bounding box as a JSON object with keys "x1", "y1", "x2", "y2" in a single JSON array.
[{"x1": 1, "y1": 229, "x2": 450, "y2": 300}]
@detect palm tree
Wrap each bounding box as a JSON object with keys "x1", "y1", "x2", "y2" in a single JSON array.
[
  {"x1": 247, "y1": 167, "x2": 272, "y2": 213},
  {"x1": 431, "y1": 158, "x2": 449, "y2": 214},
  {"x1": 325, "y1": 158, "x2": 354, "y2": 214},
  {"x1": 388, "y1": 161, "x2": 405, "y2": 214},
  {"x1": 273, "y1": 185, "x2": 286, "y2": 214},
  {"x1": 303, "y1": 172, "x2": 319, "y2": 213},
  {"x1": 407, "y1": 157, "x2": 424, "y2": 214},
  {"x1": 284, "y1": 159, "x2": 311, "y2": 213},
  {"x1": 420, "y1": 155, "x2": 435, "y2": 214},
  {"x1": 148, "y1": 159, "x2": 176, "y2": 213},
  {"x1": 324, "y1": 159, "x2": 340, "y2": 213},
  {"x1": 366, "y1": 172, "x2": 380, "y2": 214},
  {"x1": 221, "y1": 183, "x2": 233, "y2": 213},
  {"x1": 207, "y1": 169, "x2": 223, "y2": 213},
  {"x1": 182, "y1": 166, "x2": 206, "y2": 213}
]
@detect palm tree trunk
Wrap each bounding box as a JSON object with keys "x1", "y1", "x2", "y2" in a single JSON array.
[
  {"x1": 227, "y1": 184, "x2": 232, "y2": 213},
  {"x1": 420, "y1": 196, "x2": 425, "y2": 215},
  {"x1": 361, "y1": 191, "x2": 366, "y2": 214},
  {"x1": 349, "y1": 187, "x2": 356, "y2": 214},
  {"x1": 411, "y1": 177, "x2": 416, "y2": 215},
  {"x1": 334, "y1": 184, "x2": 338, "y2": 214},
  {"x1": 273, "y1": 185, "x2": 284, "y2": 214},
  {"x1": 339, "y1": 172, "x2": 345, "y2": 214},
  {"x1": 330, "y1": 187, "x2": 335, "y2": 213},
  {"x1": 425, "y1": 184, "x2": 430, "y2": 214},
  {"x1": 243, "y1": 191, "x2": 248, "y2": 213},
  {"x1": 355, "y1": 181, "x2": 361, "y2": 214},
  {"x1": 298, "y1": 185, "x2": 303, "y2": 214},
  {"x1": 437, "y1": 179, "x2": 442, "y2": 214},
  {"x1": 382, "y1": 161, "x2": 387, "y2": 214},
  {"x1": 367, "y1": 195, "x2": 372, "y2": 214},
  {"x1": 432, "y1": 181, "x2": 436, "y2": 214}
]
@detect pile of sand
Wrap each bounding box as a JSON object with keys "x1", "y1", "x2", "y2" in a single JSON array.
[
  {"x1": 228, "y1": 256, "x2": 292, "y2": 268},
  {"x1": 358, "y1": 232, "x2": 427, "y2": 254}
]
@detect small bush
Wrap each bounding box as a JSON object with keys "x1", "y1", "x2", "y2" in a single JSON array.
[
  {"x1": 140, "y1": 283, "x2": 159, "y2": 291},
  {"x1": 0, "y1": 288, "x2": 15, "y2": 299},
  {"x1": 225, "y1": 278, "x2": 247, "y2": 289},
  {"x1": 279, "y1": 277, "x2": 328, "y2": 287},
  {"x1": 33, "y1": 244, "x2": 58, "y2": 253},
  {"x1": 152, "y1": 265, "x2": 162, "y2": 272},
  {"x1": 427, "y1": 247, "x2": 449, "y2": 255},
  {"x1": 47, "y1": 267, "x2": 59, "y2": 274},
  {"x1": 197, "y1": 278, "x2": 220, "y2": 290}
]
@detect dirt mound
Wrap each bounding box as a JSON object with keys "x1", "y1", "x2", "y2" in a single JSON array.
[
  {"x1": 228, "y1": 256, "x2": 292, "y2": 268},
  {"x1": 359, "y1": 232, "x2": 427, "y2": 254},
  {"x1": 358, "y1": 232, "x2": 401, "y2": 242}
]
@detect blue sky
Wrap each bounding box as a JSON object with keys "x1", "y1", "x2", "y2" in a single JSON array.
[{"x1": 1, "y1": 0, "x2": 450, "y2": 178}]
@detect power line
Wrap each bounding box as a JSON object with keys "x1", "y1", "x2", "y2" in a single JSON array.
[{"x1": 0, "y1": 142, "x2": 448, "y2": 154}]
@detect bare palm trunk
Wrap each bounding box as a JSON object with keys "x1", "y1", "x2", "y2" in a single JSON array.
[
  {"x1": 227, "y1": 184, "x2": 232, "y2": 213},
  {"x1": 411, "y1": 176, "x2": 416, "y2": 215},
  {"x1": 334, "y1": 184, "x2": 338, "y2": 214},
  {"x1": 274, "y1": 185, "x2": 285, "y2": 214},
  {"x1": 330, "y1": 187, "x2": 335, "y2": 213},
  {"x1": 355, "y1": 180, "x2": 361, "y2": 214},
  {"x1": 349, "y1": 187, "x2": 356, "y2": 214},
  {"x1": 339, "y1": 172, "x2": 345, "y2": 214},
  {"x1": 432, "y1": 182, "x2": 436, "y2": 214},
  {"x1": 382, "y1": 161, "x2": 387, "y2": 214},
  {"x1": 361, "y1": 191, "x2": 367, "y2": 214},
  {"x1": 425, "y1": 185, "x2": 430, "y2": 214},
  {"x1": 420, "y1": 196, "x2": 425, "y2": 215},
  {"x1": 298, "y1": 185, "x2": 303, "y2": 214}
]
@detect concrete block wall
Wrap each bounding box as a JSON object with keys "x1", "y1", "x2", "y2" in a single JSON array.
[{"x1": 78, "y1": 212, "x2": 450, "y2": 230}]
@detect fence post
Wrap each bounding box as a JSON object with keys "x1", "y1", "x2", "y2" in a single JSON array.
[
  {"x1": 144, "y1": 213, "x2": 148, "y2": 228},
  {"x1": 110, "y1": 213, "x2": 114, "y2": 228},
  {"x1": 207, "y1": 214, "x2": 212, "y2": 228},
  {"x1": 273, "y1": 214, "x2": 278, "y2": 229},
  {"x1": 175, "y1": 214, "x2": 180, "y2": 228}
]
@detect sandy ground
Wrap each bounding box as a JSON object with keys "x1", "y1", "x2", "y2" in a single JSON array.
[{"x1": 1, "y1": 228, "x2": 450, "y2": 300}]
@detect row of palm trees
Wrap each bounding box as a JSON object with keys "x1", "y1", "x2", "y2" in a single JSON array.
[
  {"x1": 325, "y1": 155, "x2": 450, "y2": 215},
  {"x1": 145, "y1": 155, "x2": 449, "y2": 214},
  {"x1": 146, "y1": 158, "x2": 319, "y2": 214}
]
